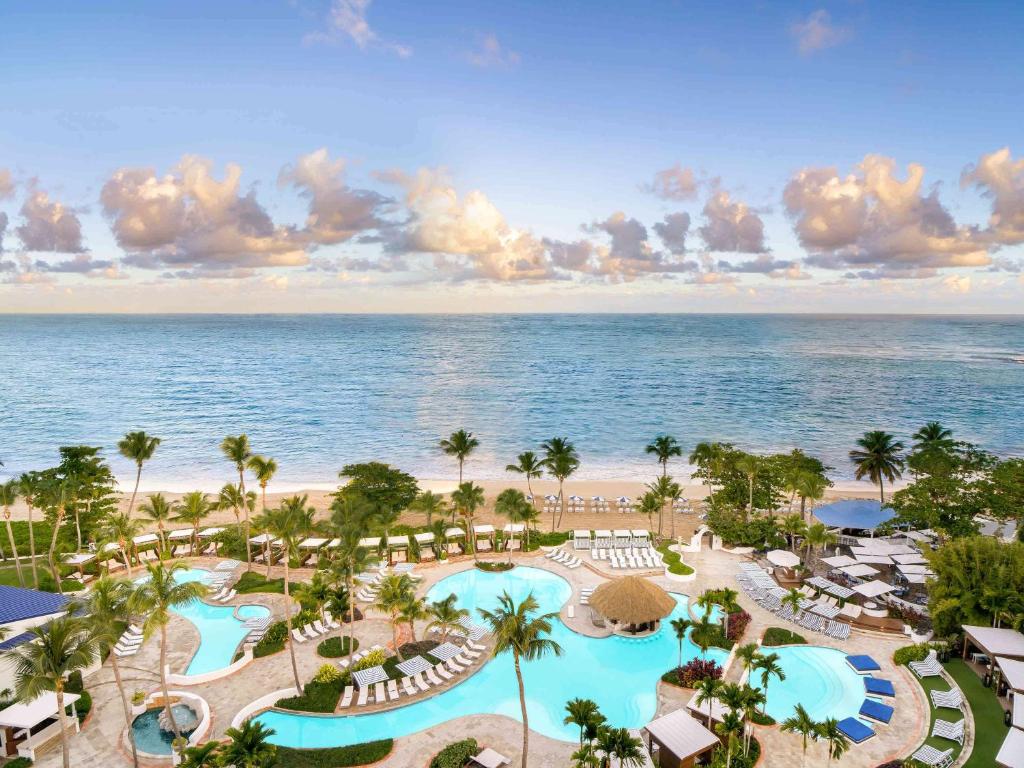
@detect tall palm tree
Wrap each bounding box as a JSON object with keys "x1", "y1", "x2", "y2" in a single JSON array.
[
  {"x1": 817, "y1": 717, "x2": 850, "y2": 766},
  {"x1": 410, "y1": 490, "x2": 447, "y2": 524},
  {"x1": 329, "y1": 492, "x2": 375, "y2": 666},
  {"x1": 217, "y1": 482, "x2": 254, "y2": 537},
  {"x1": 564, "y1": 698, "x2": 604, "y2": 749},
  {"x1": 505, "y1": 451, "x2": 545, "y2": 500},
  {"x1": 247, "y1": 455, "x2": 278, "y2": 571},
  {"x1": 11, "y1": 616, "x2": 98, "y2": 768},
  {"x1": 100, "y1": 512, "x2": 142, "y2": 575},
  {"x1": 781, "y1": 513, "x2": 808, "y2": 551},
  {"x1": 44, "y1": 475, "x2": 78, "y2": 594},
  {"x1": 646, "y1": 435, "x2": 682, "y2": 478},
  {"x1": 174, "y1": 491, "x2": 212, "y2": 556},
  {"x1": 647, "y1": 475, "x2": 681, "y2": 538},
  {"x1": 802, "y1": 522, "x2": 837, "y2": 564},
  {"x1": 637, "y1": 491, "x2": 660, "y2": 534},
  {"x1": 439, "y1": 429, "x2": 479, "y2": 485},
  {"x1": 912, "y1": 421, "x2": 954, "y2": 451},
  {"x1": 261, "y1": 495, "x2": 314, "y2": 693},
  {"x1": 688, "y1": 442, "x2": 724, "y2": 496},
  {"x1": 795, "y1": 472, "x2": 828, "y2": 522},
  {"x1": 398, "y1": 595, "x2": 430, "y2": 642},
  {"x1": 716, "y1": 711, "x2": 744, "y2": 768},
  {"x1": 693, "y1": 677, "x2": 721, "y2": 728},
  {"x1": 541, "y1": 437, "x2": 580, "y2": 530},
  {"x1": 426, "y1": 593, "x2": 470, "y2": 642},
  {"x1": 689, "y1": 610, "x2": 719, "y2": 658},
  {"x1": 85, "y1": 576, "x2": 141, "y2": 768},
  {"x1": 0, "y1": 480, "x2": 25, "y2": 586},
  {"x1": 219, "y1": 720, "x2": 277, "y2": 768},
  {"x1": 735, "y1": 642, "x2": 760, "y2": 682},
  {"x1": 781, "y1": 703, "x2": 818, "y2": 768},
  {"x1": 494, "y1": 488, "x2": 532, "y2": 558},
  {"x1": 782, "y1": 587, "x2": 803, "y2": 617},
  {"x1": 19, "y1": 471, "x2": 43, "y2": 588},
  {"x1": 753, "y1": 652, "x2": 785, "y2": 714},
  {"x1": 138, "y1": 493, "x2": 174, "y2": 554},
  {"x1": 451, "y1": 481, "x2": 485, "y2": 559},
  {"x1": 220, "y1": 435, "x2": 253, "y2": 568},
  {"x1": 117, "y1": 431, "x2": 161, "y2": 517},
  {"x1": 375, "y1": 573, "x2": 416, "y2": 660},
  {"x1": 850, "y1": 431, "x2": 905, "y2": 504},
  {"x1": 670, "y1": 617, "x2": 692, "y2": 671},
  {"x1": 740, "y1": 685, "x2": 766, "y2": 754},
  {"x1": 597, "y1": 727, "x2": 644, "y2": 768},
  {"x1": 735, "y1": 454, "x2": 762, "y2": 519},
  {"x1": 478, "y1": 592, "x2": 564, "y2": 768},
  {"x1": 129, "y1": 561, "x2": 208, "y2": 736}
]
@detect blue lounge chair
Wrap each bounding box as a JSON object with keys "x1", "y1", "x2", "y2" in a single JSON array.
[
  {"x1": 845, "y1": 654, "x2": 881, "y2": 673},
  {"x1": 859, "y1": 698, "x2": 894, "y2": 724},
  {"x1": 837, "y1": 717, "x2": 875, "y2": 743},
  {"x1": 864, "y1": 677, "x2": 896, "y2": 697}
]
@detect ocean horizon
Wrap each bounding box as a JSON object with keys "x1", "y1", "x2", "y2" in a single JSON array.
[{"x1": 2, "y1": 313, "x2": 1022, "y2": 490}]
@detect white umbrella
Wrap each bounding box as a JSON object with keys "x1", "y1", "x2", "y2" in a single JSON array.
[
  {"x1": 616, "y1": 496, "x2": 631, "y2": 504},
  {"x1": 592, "y1": 495, "x2": 605, "y2": 502},
  {"x1": 569, "y1": 495, "x2": 584, "y2": 502},
  {"x1": 544, "y1": 494, "x2": 559, "y2": 502}
]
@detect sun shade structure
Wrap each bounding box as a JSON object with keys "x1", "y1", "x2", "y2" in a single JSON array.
[
  {"x1": 298, "y1": 537, "x2": 328, "y2": 550},
  {"x1": 840, "y1": 563, "x2": 880, "y2": 578},
  {"x1": 997, "y1": 727, "x2": 1024, "y2": 768},
  {"x1": 963, "y1": 626, "x2": 1024, "y2": 660},
  {"x1": 132, "y1": 533, "x2": 159, "y2": 546},
  {"x1": 852, "y1": 553, "x2": 895, "y2": 565},
  {"x1": 0, "y1": 585, "x2": 70, "y2": 625},
  {"x1": 846, "y1": 655, "x2": 881, "y2": 673},
  {"x1": 358, "y1": 537, "x2": 381, "y2": 548},
  {"x1": 767, "y1": 549, "x2": 800, "y2": 568},
  {"x1": 395, "y1": 655, "x2": 433, "y2": 677},
  {"x1": 996, "y1": 656, "x2": 1024, "y2": 692},
  {"x1": 444, "y1": 527, "x2": 465, "y2": 538},
  {"x1": 852, "y1": 580, "x2": 896, "y2": 598},
  {"x1": 197, "y1": 527, "x2": 224, "y2": 538},
  {"x1": 686, "y1": 692, "x2": 729, "y2": 723},
  {"x1": 351, "y1": 665, "x2": 388, "y2": 688},
  {"x1": 859, "y1": 698, "x2": 894, "y2": 724},
  {"x1": 892, "y1": 553, "x2": 928, "y2": 565},
  {"x1": 643, "y1": 708, "x2": 719, "y2": 767},
  {"x1": 0, "y1": 692, "x2": 82, "y2": 760},
  {"x1": 169, "y1": 528, "x2": 194, "y2": 540},
  {"x1": 62, "y1": 552, "x2": 95, "y2": 566},
  {"x1": 814, "y1": 500, "x2": 896, "y2": 530},
  {"x1": 821, "y1": 555, "x2": 857, "y2": 568},
  {"x1": 413, "y1": 532, "x2": 435, "y2": 544},
  {"x1": 429, "y1": 642, "x2": 464, "y2": 661},
  {"x1": 1013, "y1": 697, "x2": 1024, "y2": 729},
  {"x1": 589, "y1": 576, "x2": 676, "y2": 629}
]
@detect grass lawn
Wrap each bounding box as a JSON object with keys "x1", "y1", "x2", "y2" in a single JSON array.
[
  {"x1": 235, "y1": 571, "x2": 287, "y2": 594},
  {"x1": 0, "y1": 562, "x2": 82, "y2": 592},
  {"x1": 656, "y1": 543, "x2": 694, "y2": 575},
  {"x1": 945, "y1": 659, "x2": 1009, "y2": 768}
]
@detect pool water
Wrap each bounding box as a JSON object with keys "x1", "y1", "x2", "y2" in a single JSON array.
[
  {"x1": 256, "y1": 566, "x2": 727, "y2": 747},
  {"x1": 747, "y1": 645, "x2": 867, "y2": 722},
  {"x1": 131, "y1": 704, "x2": 198, "y2": 755},
  {"x1": 168, "y1": 568, "x2": 271, "y2": 676}
]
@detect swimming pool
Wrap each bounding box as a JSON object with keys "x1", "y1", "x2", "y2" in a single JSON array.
[
  {"x1": 748, "y1": 645, "x2": 866, "y2": 722},
  {"x1": 168, "y1": 568, "x2": 271, "y2": 676},
  {"x1": 131, "y1": 704, "x2": 198, "y2": 755},
  {"x1": 255, "y1": 566, "x2": 727, "y2": 747}
]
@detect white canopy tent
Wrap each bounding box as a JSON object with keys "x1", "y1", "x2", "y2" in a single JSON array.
[
  {"x1": 413, "y1": 532, "x2": 435, "y2": 545},
  {"x1": 821, "y1": 554, "x2": 857, "y2": 568},
  {"x1": 896, "y1": 563, "x2": 934, "y2": 575},
  {"x1": 996, "y1": 656, "x2": 1024, "y2": 693},
  {"x1": 852, "y1": 580, "x2": 896, "y2": 599},
  {"x1": 594, "y1": 529, "x2": 613, "y2": 548},
  {"x1": 573, "y1": 530, "x2": 592, "y2": 550},
  {"x1": 197, "y1": 527, "x2": 224, "y2": 539},
  {"x1": 169, "y1": 528, "x2": 194, "y2": 541},
  {"x1": 766, "y1": 549, "x2": 800, "y2": 568},
  {"x1": 853, "y1": 554, "x2": 895, "y2": 565},
  {"x1": 413, "y1": 531, "x2": 437, "y2": 560},
  {"x1": 299, "y1": 537, "x2": 329, "y2": 550},
  {"x1": 891, "y1": 553, "x2": 928, "y2": 565},
  {"x1": 444, "y1": 528, "x2": 465, "y2": 538},
  {"x1": 63, "y1": 552, "x2": 95, "y2": 566},
  {"x1": 631, "y1": 530, "x2": 650, "y2": 546},
  {"x1": 0, "y1": 692, "x2": 81, "y2": 761},
  {"x1": 613, "y1": 529, "x2": 632, "y2": 549},
  {"x1": 132, "y1": 533, "x2": 159, "y2": 546},
  {"x1": 840, "y1": 563, "x2": 880, "y2": 578},
  {"x1": 386, "y1": 535, "x2": 409, "y2": 548},
  {"x1": 358, "y1": 537, "x2": 381, "y2": 548}
]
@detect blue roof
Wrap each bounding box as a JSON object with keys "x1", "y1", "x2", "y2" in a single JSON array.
[
  {"x1": 837, "y1": 717, "x2": 875, "y2": 743},
  {"x1": 846, "y1": 654, "x2": 882, "y2": 672},
  {"x1": 0, "y1": 585, "x2": 70, "y2": 624},
  {"x1": 859, "y1": 698, "x2": 895, "y2": 724},
  {"x1": 0, "y1": 631, "x2": 34, "y2": 652},
  {"x1": 864, "y1": 677, "x2": 896, "y2": 697},
  {"x1": 814, "y1": 500, "x2": 896, "y2": 531}
]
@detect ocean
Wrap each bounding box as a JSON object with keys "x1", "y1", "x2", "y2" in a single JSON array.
[{"x1": 1, "y1": 314, "x2": 1021, "y2": 489}]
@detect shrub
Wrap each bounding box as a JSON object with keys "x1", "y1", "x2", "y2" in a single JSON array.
[
  {"x1": 235, "y1": 571, "x2": 286, "y2": 594},
  {"x1": 657, "y1": 543, "x2": 695, "y2": 576},
  {"x1": 353, "y1": 649, "x2": 388, "y2": 671},
  {"x1": 65, "y1": 670, "x2": 84, "y2": 693},
  {"x1": 273, "y1": 741, "x2": 393, "y2": 767},
  {"x1": 254, "y1": 622, "x2": 288, "y2": 658},
  {"x1": 317, "y1": 636, "x2": 358, "y2": 658},
  {"x1": 313, "y1": 664, "x2": 343, "y2": 684},
  {"x1": 893, "y1": 643, "x2": 932, "y2": 666},
  {"x1": 277, "y1": 677, "x2": 346, "y2": 713},
  {"x1": 75, "y1": 691, "x2": 92, "y2": 721},
  {"x1": 663, "y1": 658, "x2": 723, "y2": 688},
  {"x1": 762, "y1": 627, "x2": 806, "y2": 646},
  {"x1": 5, "y1": 758, "x2": 33, "y2": 768},
  {"x1": 429, "y1": 738, "x2": 479, "y2": 768},
  {"x1": 725, "y1": 610, "x2": 751, "y2": 643},
  {"x1": 475, "y1": 561, "x2": 514, "y2": 572}
]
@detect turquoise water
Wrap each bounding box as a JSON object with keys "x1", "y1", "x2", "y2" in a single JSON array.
[
  {"x1": 2, "y1": 315, "x2": 1022, "y2": 487},
  {"x1": 747, "y1": 645, "x2": 866, "y2": 722},
  {"x1": 255, "y1": 566, "x2": 727, "y2": 747},
  {"x1": 131, "y1": 704, "x2": 198, "y2": 755},
  {"x1": 168, "y1": 568, "x2": 271, "y2": 676}
]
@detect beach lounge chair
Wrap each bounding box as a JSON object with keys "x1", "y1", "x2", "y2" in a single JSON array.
[
  {"x1": 836, "y1": 717, "x2": 875, "y2": 744},
  {"x1": 447, "y1": 657, "x2": 467, "y2": 672},
  {"x1": 864, "y1": 677, "x2": 896, "y2": 697},
  {"x1": 468, "y1": 640, "x2": 487, "y2": 651},
  {"x1": 220, "y1": 589, "x2": 236, "y2": 602},
  {"x1": 911, "y1": 745, "x2": 953, "y2": 768},
  {"x1": 845, "y1": 654, "x2": 881, "y2": 674},
  {"x1": 426, "y1": 668, "x2": 443, "y2": 686},
  {"x1": 357, "y1": 686, "x2": 369, "y2": 706},
  {"x1": 859, "y1": 698, "x2": 894, "y2": 725},
  {"x1": 291, "y1": 628, "x2": 307, "y2": 644},
  {"x1": 401, "y1": 676, "x2": 417, "y2": 696},
  {"x1": 301, "y1": 624, "x2": 317, "y2": 640},
  {"x1": 209, "y1": 587, "x2": 227, "y2": 601},
  {"x1": 387, "y1": 680, "x2": 400, "y2": 700},
  {"x1": 324, "y1": 611, "x2": 341, "y2": 630},
  {"x1": 462, "y1": 646, "x2": 482, "y2": 660},
  {"x1": 470, "y1": 748, "x2": 511, "y2": 767},
  {"x1": 373, "y1": 682, "x2": 386, "y2": 703},
  {"x1": 932, "y1": 718, "x2": 964, "y2": 745},
  {"x1": 435, "y1": 663, "x2": 453, "y2": 680},
  {"x1": 312, "y1": 620, "x2": 328, "y2": 635},
  {"x1": 114, "y1": 645, "x2": 138, "y2": 657},
  {"x1": 567, "y1": 605, "x2": 575, "y2": 619},
  {"x1": 339, "y1": 685, "x2": 354, "y2": 708},
  {"x1": 930, "y1": 689, "x2": 963, "y2": 710},
  {"x1": 118, "y1": 633, "x2": 144, "y2": 646}
]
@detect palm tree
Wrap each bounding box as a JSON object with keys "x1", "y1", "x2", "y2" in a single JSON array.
[
  {"x1": 782, "y1": 587, "x2": 803, "y2": 617},
  {"x1": 178, "y1": 742, "x2": 222, "y2": 768},
  {"x1": 426, "y1": 593, "x2": 470, "y2": 642},
  {"x1": 781, "y1": 513, "x2": 808, "y2": 551},
  {"x1": 439, "y1": 429, "x2": 479, "y2": 485},
  {"x1": 451, "y1": 481, "x2": 485, "y2": 559},
  {"x1": 716, "y1": 710, "x2": 744, "y2": 768},
  {"x1": 495, "y1": 488, "x2": 532, "y2": 558},
  {"x1": 570, "y1": 744, "x2": 601, "y2": 768},
  {"x1": 174, "y1": 491, "x2": 212, "y2": 556},
  {"x1": 296, "y1": 571, "x2": 333, "y2": 623},
  {"x1": 646, "y1": 435, "x2": 682, "y2": 478},
  {"x1": 803, "y1": 522, "x2": 837, "y2": 564},
  {"x1": 219, "y1": 720, "x2": 277, "y2": 768},
  {"x1": 478, "y1": 592, "x2": 564, "y2": 768},
  {"x1": 329, "y1": 492, "x2": 376, "y2": 665},
  {"x1": 43, "y1": 475, "x2": 78, "y2": 594},
  {"x1": 740, "y1": 685, "x2": 766, "y2": 754},
  {"x1": 11, "y1": 616, "x2": 98, "y2": 768},
  {"x1": 100, "y1": 512, "x2": 142, "y2": 575},
  {"x1": 647, "y1": 475, "x2": 681, "y2": 538},
  {"x1": 19, "y1": 471, "x2": 43, "y2": 588},
  {"x1": 375, "y1": 573, "x2": 416, "y2": 660},
  {"x1": 597, "y1": 727, "x2": 644, "y2": 768},
  {"x1": 753, "y1": 652, "x2": 785, "y2": 714},
  {"x1": 117, "y1": 430, "x2": 161, "y2": 517},
  {"x1": 220, "y1": 434, "x2": 253, "y2": 568},
  {"x1": 217, "y1": 482, "x2": 254, "y2": 538},
  {"x1": 541, "y1": 437, "x2": 580, "y2": 530},
  {"x1": 398, "y1": 596, "x2": 430, "y2": 642},
  {"x1": 85, "y1": 576, "x2": 141, "y2": 768},
  {"x1": 410, "y1": 490, "x2": 447, "y2": 524},
  {"x1": 693, "y1": 677, "x2": 721, "y2": 728},
  {"x1": 781, "y1": 703, "x2": 818, "y2": 768},
  {"x1": 689, "y1": 610, "x2": 719, "y2": 658},
  {"x1": 506, "y1": 451, "x2": 545, "y2": 500},
  {"x1": 735, "y1": 454, "x2": 762, "y2": 518},
  {"x1": 138, "y1": 493, "x2": 174, "y2": 554},
  {"x1": 795, "y1": 471, "x2": 828, "y2": 522},
  {"x1": 564, "y1": 698, "x2": 604, "y2": 749},
  {"x1": 247, "y1": 455, "x2": 278, "y2": 571},
  {"x1": 817, "y1": 717, "x2": 850, "y2": 766},
  {"x1": 735, "y1": 642, "x2": 760, "y2": 681},
  {"x1": 261, "y1": 494, "x2": 314, "y2": 693},
  {"x1": 670, "y1": 617, "x2": 692, "y2": 671},
  {"x1": 912, "y1": 421, "x2": 954, "y2": 451},
  {"x1": 850, "y1": 431, "x2": 905, "y2": 504},
  {"x1": 689, "y1": 442, "x2": 725, "y2": 495},
  {"x1": 128, "y1": 561, "x2": 208, "y2": 736},
  {"x1": 637, "y1": 491, "x2": 660, "y2": 533},
  {"x1": 1, "y1": 480, "x2": 25, "y2": 586}
]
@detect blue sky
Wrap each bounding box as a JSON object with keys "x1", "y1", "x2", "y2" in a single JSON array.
[{"x1": 1, "y1": 0, "x2": 1022, "y2": 312}]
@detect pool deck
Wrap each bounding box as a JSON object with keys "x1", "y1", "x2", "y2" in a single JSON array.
[{"x1": 37, "y1": 548, "x2": 930, "y2": 768}]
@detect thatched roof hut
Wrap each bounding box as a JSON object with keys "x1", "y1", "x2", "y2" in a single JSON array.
[{"x1": 589, "y1": 576, "x2": 676, "y2": 627}]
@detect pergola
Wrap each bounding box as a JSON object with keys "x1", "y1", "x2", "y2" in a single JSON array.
[
  {"x1": 631, "y1": 529, "x2": 650, "y2": 547},
  {"x1": 413, "y1": 532, "x2": 436, "y2": 560},
  {"x1": 473, "y1": 525, "x2": 496, "y2": 552},
  {"x1": 297, "y1": 537, "x2": 329, "y2": 565},
  {"x1": 0, "y1": 692, "x2": 81, "y2": 761},
  {"x1": 502, "y1": 523, "x2": 525, "y2": 551},
  {"x1": 386, "y1": 535, "x2": 410, "y2": 563},
  {"x1": 613, "y1": 529, "x2": 632, "y2": 549},
  {"x1": 962, "y1": 625, "x2": 1024, "y2": 661},
  {"x1": 573, "y1": 530, "x2": 592, "y2": 550},
  {"x1": 444, "y1": 528, "x2": 465, "y2": 554},
  {"x1": 643, "y1": 708, "x2": 719, "y2": 768}
]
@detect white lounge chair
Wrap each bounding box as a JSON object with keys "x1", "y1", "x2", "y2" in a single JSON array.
[
  {"x1": 471, "y1": 748, "x2": 511, "y2": 767},
  {"x1": 426, "y1": 668, "x2": 443, "y2": 686},
  {"x1": 401, "y1": 676, "x2": 417, "y2": 696},
  {"x1": 413, "y1": 673, "x2": 430, "y2": 691},
  {"x1": 932, "y1": 718, "x2": 964, "y2": 745},
  {"x1": 324, "y1": 611, "x2": 341, "y2": 630},
  {"x1": 312, "y1": 620, "x2": 328, "y2": 635},
  {"x1": 911, "y1": 745, "x2": 953, "y2": 767},
  {"x1": 339, "y1": 685, "x2": 354, "y2": 708},
  {"x1": 291, "y1": 628, "x2": 307, "y2": 644},
  {"x1": 435, "y1": 663, "x2": 453, "y2": 680},
  {"x1": 387, "y1": 680, "x2": 400, "y2": 700},
  {"x1": 302, "y1": 624, "x2": 319, "y2": 640},
  {"x1": 373, "y1": 682, "x2": 386, "y2": 703},
  {"x1": 930, "y1": 689, "x2": 963, "y2": 709},
  {"x1": 356, "y1": 686, "x2": 369, "y2": 706},
  {"x1": 219, "y1": 589, "x2": 236, "y2": 602},
  {"x1": 113, "y1": 645, "x2": 138, "y2": 657}
]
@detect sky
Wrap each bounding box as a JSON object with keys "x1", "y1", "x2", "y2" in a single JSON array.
[{"x1": 1, "y1": 0, "x2": 1023, "y2": 313}]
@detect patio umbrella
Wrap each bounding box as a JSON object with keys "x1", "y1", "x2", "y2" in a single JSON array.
[
  {"x1": 569, "y1": 495, "x2": 584, "y2": 502},
  {"x1": 616, "y1": 496, "x2": 631, "y2": 504}
]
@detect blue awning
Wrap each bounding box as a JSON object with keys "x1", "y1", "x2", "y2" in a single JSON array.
[
  {"x1": 0, "y1": 585, "x2": 70, "y2": 624},
  {"x1": 814, "y1": 500, "x2": 896, "y2": 531}
]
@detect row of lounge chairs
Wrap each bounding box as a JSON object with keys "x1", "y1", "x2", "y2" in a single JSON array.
[
  {"x1": 113, "y1": 624, "x2": 146, "y2": 657},
  {"x1": 545, "y1": 549, "x2": 582, "y2": 569},
  {"x1": 208, "y1": 587, "x2": 237, "y2": 602},
  {"x1": 290, "y1": 612, "x2": 341, "y2": 643},
  {"x1": 736, "y1": 566, "x2": 851, "y2": 641},
  {"x1": 336, "y1": 644, "x2": 385, "y2": 669},
  {"x1": 579, "y1": 587, "x2": 594, "y2": 606},
  {"x1": 590, "y1": 547, "x2": 661, "y2": 570}
]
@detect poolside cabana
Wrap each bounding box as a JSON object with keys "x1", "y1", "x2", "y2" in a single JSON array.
[
  {"x1": 358, "y1": 536, "x2": 382, "y2": 551},
  {"x1": 594, "y1": 529, "x2": 614, "y2": 549},
  {"x1": 197, "y1": 527, "x2": 224, "y2": 553},
  {"x1": 386, "y1": 535, "x2": 410, "y2": 563},
  {"x1": 473, "y1": 524, "x2": 496, "y2": 553},
  {"x1": 169, "y1": 527, "x2": 195, "y2": 554},
  {"x1": 573, "y1": 530, "x2": 592, "y2": 550},
  {"x1": 297, "y1": 537, "x2": 329, "y2": 565},
  {"x1": 0, "y1": 692, "x2": 81, "y2": 761},
  {"x1": 685, "y1": 692, "x2": 729, "y2": 723},
  {"x1": 249, "y1": 533, "x2": 283, "y2": 564},
  {"x1": 962, "y1": 626, "x2": 1024, "y2": 663},
  {"x1": 642, "y1": 708, "x2": 719, "y2": 768},
  {"x1": 62, "y1": 552, "x2": 95, "y2": 580},
  {"x1": 413, "y1": 532, "x2": 436, "y2": 560},
  {"x1": 444, "y1": 527, "x2": 466, "y2": 555},
  {"x1": 502, "y1": 524, "x2": 525, "y2": 551},
  {"x1": 996, "y1": 727, "x2": 1024, "y2": 768},
  {"x1": 631, "y1": 529, "x2": 650, "y2": 548},
  {"x1": 589, "y1": 576, "x2": 675, "y2": 636},
  {"x1": 613, "y1": 529, "x2": 632, "y2": 549}
]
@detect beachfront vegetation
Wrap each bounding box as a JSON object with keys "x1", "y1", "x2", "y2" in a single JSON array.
[{"x1": 429, "y1": 738, "x2": 480, "y2": 768}]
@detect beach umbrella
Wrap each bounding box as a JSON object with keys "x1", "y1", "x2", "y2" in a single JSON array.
[
  {"x1": 544, "y1": 494, "x2": 559, "y2": 502},
  {"x1": 592, "y1": 495, "x2": 605, "y2": 502},
  {"x1": 767, "y1": 549, "x2": 801, "y2": 568},
  {"x1": 569, "y1": 494, "x2": 584, "y2": 503},
  {"x1": 616, "y1": 496, "x2": 631, "y2": 504}
]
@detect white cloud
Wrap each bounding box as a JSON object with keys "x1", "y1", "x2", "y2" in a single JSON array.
[
  {"x1": 588, "y1": 212, "x2": 697, "y2": 279},
  {"x1": 791, "y1": 10, "x2": 851, "y2": 55},
  {"x1": 306, "y1": 0, "x2": 412, "y2": 58},
  {"x1": 699, "y1": 191, "x2": 768, "y2": 253},
  {"x1": 642, "y1": 164, "x2": 700, "y2": 201},
  {"x1": 466, "y1": 34, "x2": 520, "y2": 69},
  {"x1": 0, "y1": 169, "x2": 14, "y2": 199},
  {"x1": 16, "y1": 185, "x2": 86, "y2": 253},
  {"x1": 652, "y1": 212, "x2": 691, "y2": 254},
  {"x1": 961, "y1": 147, "x2": 1024, "y2": 245}
]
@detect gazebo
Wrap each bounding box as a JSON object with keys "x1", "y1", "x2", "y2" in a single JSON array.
[
  {"x1": 413, "y1": 531, "x2": 436, "y2": 560},
  {"x1": 444, "y1": 527, "x2": 466, "y2": 555},
  {"x1": 573, "y1": 530, "x2": 592, "y2": 550},
  {"x1": 642, "y1": 708, "x2": 719, "y2": 768},
  {"x1": 589, "y1": 576, "x2": 676, "y2": 636},
  {"x1": 502, "y1": 523, "x2": 525, "y2": 551},
  {"x1": 0, "y1": 692, "x2": 81, "y2": 761},
  {"x1": 473, "y1": 524, "x2": 496, "y2": 552}
]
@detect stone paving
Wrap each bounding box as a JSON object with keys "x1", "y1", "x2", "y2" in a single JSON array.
[{"x1": 34, "y1": 547, "x2": 931, "y2": 768}]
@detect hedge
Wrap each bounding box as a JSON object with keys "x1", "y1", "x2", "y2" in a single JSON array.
[
  {"x1": 276, "y1": 678, "x2": 345, "y2": 713},
  {"x1": 273, "y1": 741, "x2": 393, "y2": 767},
  {"x1": 254, "y1": 622, "x2": 288, "y2": 658},
  {"x1": 5, "y1": 757, "x2": 33, "y2": 768},
  {"x1": 317, "y1": 636, "x2": 358, "y2": 658},
  {"x1": 893, "y1": 643, "x2": 932, "y2": 666},
  {"x1": 429, "y1": 738, "x2": 479, "y2": 768},
  {"x1": 656, "y1": 544, "x2": 694, "y2": 575},
  {"x1": 762, "y1": 627, "x2": 807, "y2": 647},
  {"x1": 235, "y1": 572, "x2": 287, "y2": 594}
]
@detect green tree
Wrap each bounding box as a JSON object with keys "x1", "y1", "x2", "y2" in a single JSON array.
[
  {"x1": 781, "y1": 513, "x2": 808, "y2": 551},
  {"x1": 375, "y1": 573, "x2": 416, "y2": 660},
  {"x1": 670, "y1": 617, "x2": 692, "y2": 671},
  {"x1": 648, "y1": 475, "x2": 681, "y2": 538},
  {"x1": 219, "y1": 720, "x2": 277, "y2": 768},
  {"x1": 398, "y1": 595, "x2": 430, "y2": 642},
  {"x1": 637, "y1": 491, "x2": 661, "y2": 534},
  {"x1": 99, "y1": 511, "x2": 143, "y2": 575},
  {"x1": 451, "y1": 481, "x2": 486, "y2": 560},
  {"x1": 693, "y1": 677, "x2": 721, "y2": 728},
  {"x1": 781, "y1": 703, "x2": 818, "y2": 768},
  {"x1": 410, "y1": 490, "x2": 447, "y2": 525},
  {"x1": 178, "y1": 741, "x2": 221, "y2": 768},
  {"x1": 506, "y1": 451, "x2": 545, "y2": 500},
  {"x1": 247, "y1": 455, "x2": 278, "y2": 573},
  {"x1": 564, "y1": 698, "x2": 604, "y2": 749},
  {"x1": 802, "y1": 522, "x2": 837, "y2": 564},
  {"x1": 174, "y1": 491, "x2": 213, "y2": 557},
  {"x1": 816, "y1": 717, "x2": 850, "y2": 766},
  {"x1": 689, "y1": 609, "x2": 719, "y2": 658},
  {"x1": 41, "y1": 473, "x2": 78, "y2": 594},
  {"x1": 439, "y1": 429, "x2": 479, "y2": 485},
  {"x1": 715, "y1": 710, "x2": 744, "y2": 768},
  {"x1": 117, "y1": 431, "x2": 161, "y2": 518},
  {"x1": 542, "y1": 437, "x2": 580, "y2": 530},
  {"x1": 735, "y1": 454, "x2": 763, "y2": 519},
  {"x1": 646, "y1": 435, "x2": 683, "y2": 478},
  {"x1": 0, "y1": 480, "x2": 25, "y2": 586},
  {"x1": 220, "y1": 435, "x2": 253, "y2": 569},
  {"x1": 595, "y1": 726, "x2": 644, "y2": 768},
  {"x1": 18, "y1": 471, "x2": 44, "y2": 588},
  {"x1": 753, "y1": 652, "x2": 785, "y2": 714},
  {"x1": 10, "y1": 616, "x2": 98, "y2": 768},
  {"x1": 495, "y1": 487, "x2": 533, "y2": 556},
  {"x1": 138, "y1": 493, "x2": 174, "y2": 554},
  {"x1": 850, "y1": 431, "x2": 905, "y2": 504},
  {"x1": 912, "y1": 422, "x2": 954, "y2": 451},
  {"x1": 57, "y1": 446, "x2": 117, "y2": 551},
  {"x1": 478, "y1": 592, "x2": 564, "y2": 768},
  {"x1": 338, "y1": 462, "x2": 418, "y2": 557},
  {"x1": 927, "y1": 536, "x2": 1024, "y2": 634},
  {"x1": 329, "y1": 491, "x2": 376, "y2": 666},
  {"x1": 217, "y1": 482, "x2": 255, "y2": 540},
  {"x1": 426, "y1": 593, "x2": 470, "y2": 642}
]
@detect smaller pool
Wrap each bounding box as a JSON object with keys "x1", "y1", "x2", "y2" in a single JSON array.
[
  {"x1": 131, "y1": 705, "x2": 198, "y2": 755},
  {"x1": 749, "y1": 645, "x2": 866, "y2": 722}
]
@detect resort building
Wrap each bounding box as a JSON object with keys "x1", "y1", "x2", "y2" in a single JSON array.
[{"x1": 0, "y1": 586, "x2": 71, "y2": 692}]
